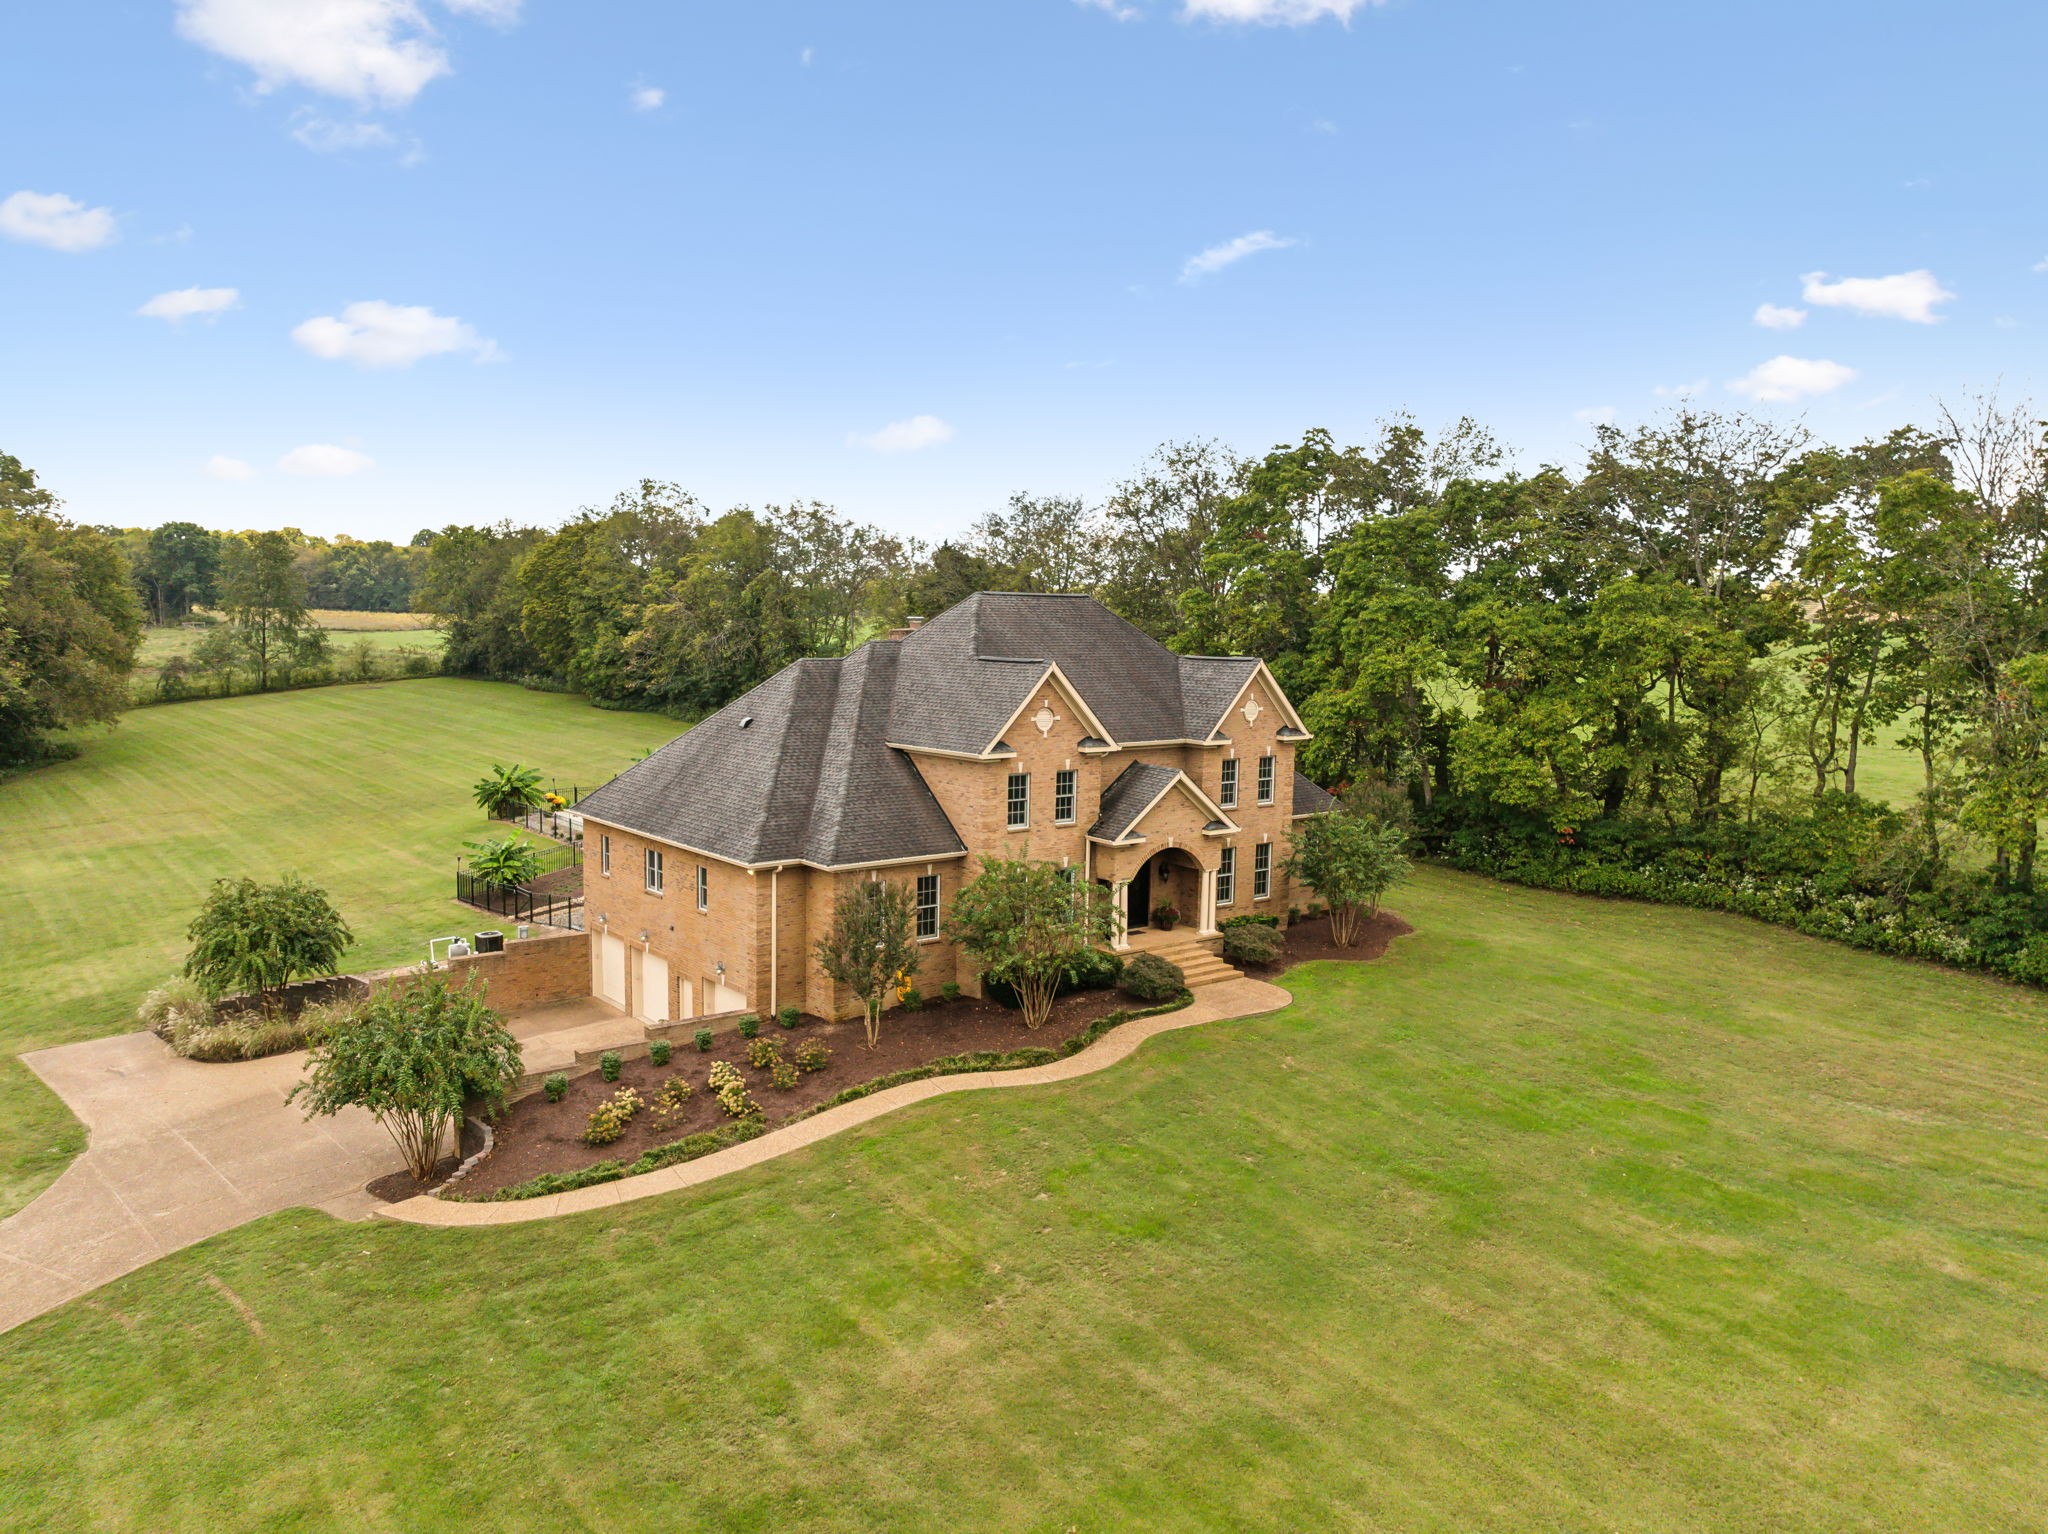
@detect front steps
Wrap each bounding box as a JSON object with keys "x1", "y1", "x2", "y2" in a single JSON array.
[{"x1": 1132, "y1": 934, "x2": 1243, "y2": 990}]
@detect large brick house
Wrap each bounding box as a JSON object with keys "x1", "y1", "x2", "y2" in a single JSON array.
[{"x1": 572, "y1": 592, "x2": 1337, "y2": 1024}]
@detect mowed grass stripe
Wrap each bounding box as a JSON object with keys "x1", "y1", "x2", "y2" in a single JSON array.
[
  {"x1": 0, "y1": 680, "x2": 679, "y2": 1217},
  {"x1": 2, "y1": 868, "x2": 2046, "y2": 1530}
]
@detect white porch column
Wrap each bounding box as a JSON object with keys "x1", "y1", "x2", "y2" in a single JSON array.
[
  {"x1": 1199, "y1": 867, "x2": 1219, "y2": 936},
  {"x1": 1111, "y1": 880, "x2": 1131, "y2": 951}
]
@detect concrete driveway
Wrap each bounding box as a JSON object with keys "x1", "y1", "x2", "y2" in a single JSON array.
[
  {"x1": 0, "y1": 996, "x2": 647, "y2": 1336},
  {"x1": 0, "y1": 1031, "x2": 397, "y2": 1335}
]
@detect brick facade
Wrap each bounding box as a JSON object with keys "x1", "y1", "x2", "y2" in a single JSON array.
[{"x1": 580, "y1": 662, "x2": 1316, "y2": 1024}]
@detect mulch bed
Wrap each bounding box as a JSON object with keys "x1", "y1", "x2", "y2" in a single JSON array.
[
  {"x1": 1255, "y1": 910, "x2": 1413, "y2": 974},
  {"x1": 528, "y1": 865, "x2": 583, "y2": 897},
  {"x1": 426, "y1": 986, "x2": 1140, "y2": 1201},
  {"x1": 380, "y1": 908, "x2": 1414, "y2": 1203}
]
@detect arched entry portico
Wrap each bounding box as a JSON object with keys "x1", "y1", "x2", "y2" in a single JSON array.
[{"x1": 1115, "y1": 846, "x2": 1208, "y2": 941}]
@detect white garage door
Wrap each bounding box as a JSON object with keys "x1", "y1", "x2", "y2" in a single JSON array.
[
  {"x1": 596, "y1": 933, "x2": 627, "y2": 1009},
  {"x1": 635, "y1": 950, "x2": 671, "y2": 1025}
]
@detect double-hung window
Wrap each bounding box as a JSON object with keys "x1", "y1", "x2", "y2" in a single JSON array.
[
  {"x1": 600, "y1": 834, "x2": 612, "y2": 876},
  {"x1": 1256, "y1": 754, "x2": 1275, "y2": 806},
  {"x1": 1253, "y1": 842, "x2": 1272, "y2": 900},
  {"x1": 695, "y1": 864, "x2": 709, "y2": 912},
  {"x1": 1217, "y1": 846, "x2": 1236, "y2": 906},
  {"x1": 1006, "y1": 771, "x2": 1030, "y2": 829},
  {"x1": 1219, "y1": 757, "x2": 1239, "y2": 809},
  {"x1": 915, "y1": 873, "x2": 940, "y2": 940},
  {"x1": 1053, "y1": 768, "x2": 1077, "y2": 825},
  {"x1": 644, "y1": 847, "x2": 664, "y2": 894}
]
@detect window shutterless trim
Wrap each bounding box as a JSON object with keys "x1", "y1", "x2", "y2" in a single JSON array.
[
  {"x1": 915, "y1": 872, "x2": 940, "y2": 941},
  {"x1": 644, "y1": 847, "x2": 664, "y2": 894},
  {"x1": 1256, "y1": 755, "x2": 1275, "y2": 806},
  {"x1": 695, "y1": 864, "x2": 709, "y2": 912},
  {"x1": 600, "y1": 834, "x2": 611, "y2": 876},
  {"x1": 1217, "y1": 845, "x2": 1235, "y2": 906},
  {"x1": 1006, "y1": 771, "x2": 1030, "y2": 829},
  {"x1": 1219, "y1": 757, "x2": 1238, "y2": 810},
  {"x1": 1253, "y1": 841, "x2": 1271, "y2": 899},
  {"x1": 1053, "y1": 767, "x2": 1077, "y2": 825}
]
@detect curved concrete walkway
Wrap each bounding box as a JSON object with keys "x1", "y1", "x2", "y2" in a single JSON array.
[{"x1": 377, "y1": 976, "x2": 1294, "y2": 1227}]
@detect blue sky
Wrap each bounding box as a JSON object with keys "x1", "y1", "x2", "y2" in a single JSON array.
[{"x1": 3, "y1": 1, "x2": 2043, "y2": 544}]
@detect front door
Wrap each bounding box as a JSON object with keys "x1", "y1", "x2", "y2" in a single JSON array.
[{"x1": 1127, "y1": 858, "x2": 1152, "y2": 930}]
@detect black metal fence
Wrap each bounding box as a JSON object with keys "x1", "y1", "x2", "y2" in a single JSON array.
[{"x1": 456, "y1": 870, "x2": 584, "y2": 931}]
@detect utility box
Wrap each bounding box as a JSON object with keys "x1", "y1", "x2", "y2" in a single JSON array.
[{"x1": 474, "y1": 930, "x2": 506, "y2": 955}]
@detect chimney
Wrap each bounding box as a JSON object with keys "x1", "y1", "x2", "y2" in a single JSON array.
[{"x1": 881, "y1": 615, "x2": 926, "y2": 642}]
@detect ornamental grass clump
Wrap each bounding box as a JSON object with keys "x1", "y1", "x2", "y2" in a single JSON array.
[
  {"x1": 583, "y1": 1085, "x2": 643, "y2": 1146},
  {"x1": 290, "y1": 974, "x2": 521, "y2": 1186}
]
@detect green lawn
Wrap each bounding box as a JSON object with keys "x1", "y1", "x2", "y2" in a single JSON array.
[
  {"x1": 3, "y1": 865, "x2": 2046, "y2": 1531},
  {"x1": 0, "y1": 680, "x2": 678, "y2": 1217},
  {"x1": 132, "y1": 623, "x2": 445, "y2": 694}
]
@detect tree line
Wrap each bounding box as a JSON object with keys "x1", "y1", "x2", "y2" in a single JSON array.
[{"x1": 15, "y1": 400, "x2": 2048, "y2": 991}]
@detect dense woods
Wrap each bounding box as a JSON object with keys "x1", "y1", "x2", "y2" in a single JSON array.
[{"x1": 11, "y1": 397, "x2": 2048, "y2": 981}]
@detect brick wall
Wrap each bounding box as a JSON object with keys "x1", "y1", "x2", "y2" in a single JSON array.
[
  {"x1": 363, "y1": 927, "x2": 591, "y2": 1013},
  {"x1": 581, "y1": 821, "x2": 761, "y2": 1019}
]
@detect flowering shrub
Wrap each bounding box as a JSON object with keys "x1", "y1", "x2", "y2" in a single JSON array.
[
  {"x1": 583, "y1": 1086, "x2": 642, "y2": 1145},
  {"x1": 770, "y1": 1060, "x2": 799, "y2": 1091},
  {"x1": 650, "y1": 1075, "x2": 694, "y2": 1126},
  {"x1": 707, "y1": 1060, "x2": 756, "y2": 1117},
  {"x1": 745, "y1": 1037, "x2": 782, "y2": 1070},
  {"x1": 794, "y1": 1039, "x2": 831, "y2": 1073}
]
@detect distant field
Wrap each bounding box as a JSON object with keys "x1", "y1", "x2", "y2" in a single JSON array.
[
  {"x1": 4, "y1": 868, "x2": 2046, "y2": 1530},
  {"x1": 0, "y1": 681, "x2": 679, "y2": 1218},
  {"x1": 132, "y1": 623, "x2": 445, "y2": 692},
  {"x1": 305, "y1": 609, "x2": 438, "y2": 631}
]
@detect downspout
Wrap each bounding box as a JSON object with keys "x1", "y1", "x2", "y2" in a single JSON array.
[{"x1": 769, "y1": 864, "x2": 780, "y2": 1015}]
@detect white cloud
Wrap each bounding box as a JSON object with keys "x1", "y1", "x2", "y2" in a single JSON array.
[
  {"x1": 2033, "y1": 256, "x2": 2048, "y2": 275},
  {"x1": 1076, "y1": 0, "x2": 1141, "y2": 18},
  {"x1": 848, "y1": 415, "x2": 955, "y2": 454},
  {"x1": 203, "y1": 455, "x2": 258, "y2": 481},
  {"x1": 1753, "y1": 302, "x2": 1806, "y2": 330},
  {"x1": 292, "y1": 300, "x2": 498, "y2": 367},
  {"x1": 139, "y1": 286, "x2": 241, "y2": 323},
  {"x1": 1727, "y1": 355, "x2": 1856, "y2": 404},
  {"x1": 1574, "y1": 406, "x2": 1616, "y2": 427},
  {"x1": 290, "y1": 112, "x2": 400, "y2": 153},
  {"x1": 1800, "y1": 269, "x2": 1954, "y2": 324},
  {"x1": 1654, "y1": 378, "x2": 1708, "y2": 399},
  {"x1": 1180, "y1": 229, "x2": 1296, "y2": 283},
  {"x1": 278, "y1": 443, "x2": 375, "y2": 477},
  {"x1": 629, "y1": 83, "x2": 665, "y2": 112},
  {"x1": 800, "y1": 47, "x2": 815, "y2": 66},
  {"x1": 0, "y1": 190, "x2": 117, "y2": 252},
  {"x1": 1181, "y1": 0, "x2": 1381, "y2": 21},
  {"x1": 174, "y1": 0, "x2": 518, "y2": 109}
]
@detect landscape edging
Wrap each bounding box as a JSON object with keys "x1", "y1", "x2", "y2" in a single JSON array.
[{"x1": 372, "y1": 977, "x2": 1295, "y2": 1228}]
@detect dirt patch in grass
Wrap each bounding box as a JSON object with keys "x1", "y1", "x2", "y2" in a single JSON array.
[{"x1": 434, "y1": 987, "x2": 1139, "y2": 1201}]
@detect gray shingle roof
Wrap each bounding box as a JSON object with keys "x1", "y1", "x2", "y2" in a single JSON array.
[
  {"x1": 576, "y1": 640, "x2": 965, "y2": 868},
  {"x1": 1292, "y1": 771, "x2": 1338, "y2": 817},
  {"x1": 1089, "y1": 762, "x2": 1182, "y2": 842},
  {"x1": 889, "y1": 593, "x2": 1260, "y2": 750}
]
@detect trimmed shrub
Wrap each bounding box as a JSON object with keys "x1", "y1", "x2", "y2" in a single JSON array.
[
  {"x1": 1220, "y1": 912, "x2": 1280, "y2": 930},
  {"x1": 746, "y1": 1037, "x2": 782, "y2": 1070},
  {"x1": 649, "y1": 1038, "x2": 672, "y2": 1067},
  {"x1": 794, "y1": 1038, "x2": 831, "y2": 1073},
  {"x1": 1222, "y1": 923, "x2": 1287, "y2": 966},
  {"x1": 543, "y1": 1072, "x2": 568, "y2": 1103},
  {"x1": 582, "y1": 1086, "x2": 642, "y2": 1146},
  {"x1": 694, "y1": 1028, "x2": 713, "y2": 1052},
  {"x1": 899, "y1": 986, "x2": 924, "y2": 1012},
  {"x1": 1119, "y1": 951, "x2": 1185, "y2": 1003},
  {"x1": 777, "y1": 1004, "x2": 800, "y2": 1029},
  {"x1": 1065, "y1": 947, "x2": 1124, "y2": 991},
  {"x1": 599, "y1": 1050, "x2": 622, "y2": 1082},
  {"x1": 939, "y1": 981, "x2": 961, "y2": 1003},
  {"x1": 738, "y1": 1013, "x2": 760, "y2": 1039}
]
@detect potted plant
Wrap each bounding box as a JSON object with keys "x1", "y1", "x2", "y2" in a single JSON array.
[{"x1": 1150, "y1": 901, "x2": 1180, "y2": 931}]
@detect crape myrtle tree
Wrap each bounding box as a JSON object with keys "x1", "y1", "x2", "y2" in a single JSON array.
[
  {"x1": 1284, "y1": 812, "x2": 1411, "y2": 948},
  {"x1": 815, "y1": 878, "x2": 921, "y2": 1048},
  {"x1": 291, "y1": 974, "x2": 522, "y2": 1185},
  {"x1": 183, "y1": 875, "x2": 355, "y2": 1011},
  {"x1": 946, "y1": 857, "x2": 1118, "y2": 1030}
]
